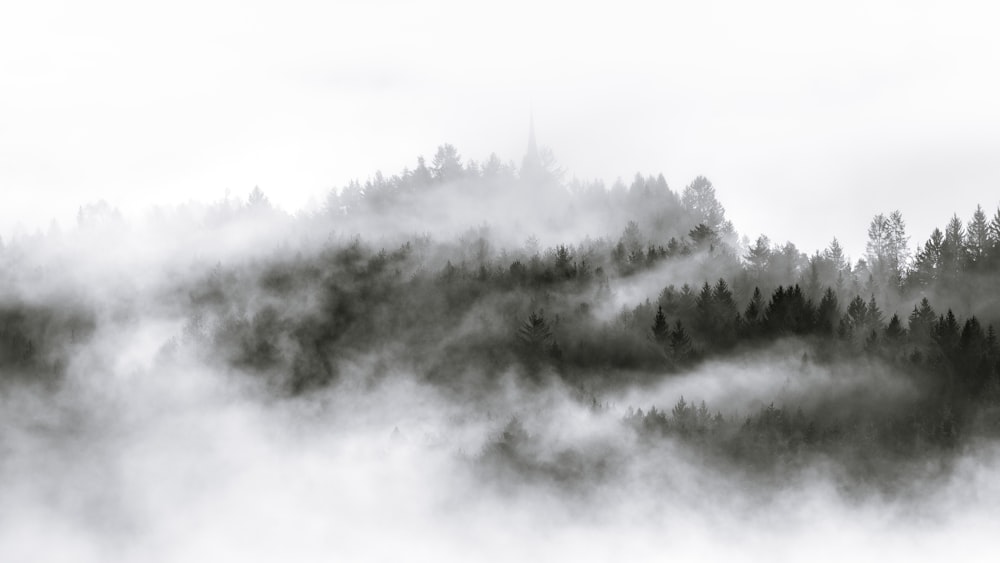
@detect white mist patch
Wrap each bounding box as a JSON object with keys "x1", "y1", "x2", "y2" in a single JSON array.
[
  {"x1": 596, "y1": 252, "x2": 728, "y2": 323},
  {"x1": 613, "y1": 339, "x2": 919, "y2": 417},
  {"x1": 0, "y1": 194, "x2": 996, "y2": 562},
  {"x1": 1, "y1": 347, "x2": 997, "y2": 562}
]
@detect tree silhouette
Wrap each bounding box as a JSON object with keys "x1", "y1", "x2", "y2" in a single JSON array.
[
  {"x1": 431, "y1": 144, "x2": 463, "y2": 183},
  {"x1": 518, "y1": 310, "x2": 552, "y2": 347},
  {"x1": 670, "y1": 320, "x2": 693, "y2": 362},
  {"x1": 652, "y1": 306, "x2": 669, "y2": 345},
  {"x1": 681, "y1": 176, "x2": 728, "y2": 235}
]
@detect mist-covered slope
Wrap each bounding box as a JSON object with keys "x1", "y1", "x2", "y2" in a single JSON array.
[{"x1": 2, "y1": 145, "x2": 1000, "y2": 561}]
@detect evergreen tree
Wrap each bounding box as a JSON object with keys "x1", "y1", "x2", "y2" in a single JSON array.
[
  {"x1": 518, "y1": 310, "x2": 552, "y2": 347},
  {"x1": 688, "y1": 224, "x2": 719, "y2": 252},
  {"x1": 431, "y1": 144, "x2": 464, "y2": 183},
  {"x1": 670, "y1": 320, "x2": 693, "y2": 362},
  {"x1": 677, "y1": 284, "x2": 696, "y2": 324},
  {"x1": 866, "y1": 294, "x2": 885, "y2": 332},
  {"x1": 934, "y1": 310, "x2": 962, "y2": 356},
  {"x1": 681, "y1": 176, "x2": 728, "y2": 235},
  {"x1": 990, "y1": 206, "x2": 1000, "y2": 263},
  {"x1": 960, "y1": 317, "x2": 984, "y2": 355},
  {"x1": 966, "y1": 205, "x2": 990, "y2": 267},
  {"x1": 744, "y1": 235, "x2": 772, "y2": 280},
  {"x1": 652, "y1": 306, "x2": 669, "y2": 345},
  {"x1": 941, "y1": 215, "x2": 967, "y2": 281},
  {"x1": 986, "y1": 325, "x2": 999, "y2": 356},
  {"x1": 764, "y1": 285, "x2": 815, "y2": 335},
  {"x1": 554, "y1": 245, "x2": 574, "y2": 278},
  {"x1": 866, "y1": 212, "x2": 892, "y2": 278},
  {"x1": 772, "y1": 242, "x2": 807, "y2": 281},
  {"x1": 908, "y1": 297, "x2": 937, "y2": 345},
  {"x1": 695, "y1": 281, "x2": 714, "y2": 332},
  {"x1": 741, "y1": 287, "x2": 765, "y2": 337},
  {"x1": 885, "y1": 314, "x2": 906, "y2": 342},
  {"x1": 816, "y1": 287, "x2": 840, "y2": 334},
  {"x1": 804, "y1": 255, "x2": 824, "y2": 302},
  {"x1": 617, "y1": 221, "x2": 645, "y2": 266},
  {"x1": 824, "y1": 237, "x2": 847, "y2": 273},
  {"x1": 480, "y1": 153, "x2": 511, "y2": 179},
  {"x1": 711, "y1": 278, "x2": 739, "y2": 347},
  {"x1": 247, "y1": 186, "x2": 270, "y2": 208},
  {"x1": 842, "y1": 295, "x2": 868, "y2": 339},
  {"x1": 912, "y1": 228, "x2": 944, "y2": 288},
  {"x1": 865, "y1": 210, "x2": 908, "y2": 294},
  {"x1": 411, "y1": 156, "x2": 433, "y2": 186}
]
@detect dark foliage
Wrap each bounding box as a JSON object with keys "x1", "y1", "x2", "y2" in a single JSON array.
[{"x1": 5, "y1": 144, "x2": 1000, "y2": 476}]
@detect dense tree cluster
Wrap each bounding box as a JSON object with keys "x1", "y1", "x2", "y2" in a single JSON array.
[{"x1": 2, "y1": 142, "x2": 999, "y2": 467}]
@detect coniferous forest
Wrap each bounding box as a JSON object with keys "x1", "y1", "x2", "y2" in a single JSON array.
[{"x1": 4, "y1": 142, "x2": 1000, "y2": 559}]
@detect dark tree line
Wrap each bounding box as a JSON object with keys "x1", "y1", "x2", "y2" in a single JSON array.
[{"x1": 3, "y1": 142, "x2": 1000, "y2": 469}]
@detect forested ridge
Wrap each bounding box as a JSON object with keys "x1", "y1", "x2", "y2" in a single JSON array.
[{"x1": 3, "y1": 143, "x2": 1000, "y2": 485}]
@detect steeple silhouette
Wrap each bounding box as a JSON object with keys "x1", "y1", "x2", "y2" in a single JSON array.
[{"x1": 521, "y1": 111, "x2": 542, "y2": 180}]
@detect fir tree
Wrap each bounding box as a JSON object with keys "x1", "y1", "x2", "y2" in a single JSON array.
[
  {"x1": 816, "y1": 287, "x2": 840, "y2": 334},
  {"x1": 652, "y1": 306, "x2": 669, "y2": 345},
  {"x1": 670, "y1": 320, "x2": 693, "y2": 362}
]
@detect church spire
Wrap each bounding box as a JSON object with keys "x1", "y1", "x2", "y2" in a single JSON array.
[{"x1": 521, "y1": 110, "x2": 542, "y2": 179}]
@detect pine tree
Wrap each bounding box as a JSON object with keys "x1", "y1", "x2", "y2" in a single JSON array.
[
  {"x1": 912, "y1": 228, "x2": 944, "y2": 288},
  {"x1": 889, "y1": 210, "x2": 910, "y2": 274},
  {"x1": 247, "y1": 186, "x2": 270, "y2": 208},
  {"x1": 741, "y1": 287, "x2": 765, "y2": 337},
  {"x1": 960, "y1": 317, "x2": 984, "y2": 354},
  {"x1": 985, "y1": 325, "x2": 999, "y2": 362},
  {"x1": 866, "y1": 294, "x2": 884, "y2": 332},
  {"x1": 517, "y1": 310, "x2": 552, "y2": 347},
  {"x1": 763, "y1": 285, "x2": 815, "y2": 335},
  {"x1": 990, "y1": 206, "x2": 1000, "y2": 263},
  {"x1": 652, "y1": 306, "x2": 669, "y2": 344},
  {"x1": 967, "y1": 205, "x2": 990, "y2": 267},
  {"x1": 744, "y1": 235, "x2": 772, "y2": 280},
  {"x1": 681, "y1": 176, "x2": 728, "y2": 234},
  {"x1": 694, "y1": 281, "x2": 714, "y2": 338},
  {"x1": 670, "y1": 320, "x2": 693, "y2": 362},
  {"x1": 412, "y1": 156, "x2": 433, "y2": 186},
  {"x1": 712, "y1": 278, "x2": 738, "y2": 347},
  {"x1": 941, "y1": 215, "x2": 967, "y2": 280},
  {"x1": 885, "y1": 314, "x2": 906, "y2": 342},
  {"x1": 764, "y1": 286, "x2": 788, "y2": 334},
  {"x1": 866, "y1": 212, "x2": 892, "y2": 279},
  {"x1": 688, "y1": 224, "x2": 719, "y2": 251},
  {"x1": 908, "y1": 297, "x2": 937, "y2": 344},
  {"x1": 431, "y1": 144, "x2": 464, "y2": 183},
  {"x1": 842, "y1": 295, "x2": 868, "y2": 338},
  {"x1": 824, "y1": 237, "x2": 847, "y2": 273},
  {"x1": 554, "y1": 245, "x2": 574, "y2": 278},
  {"x1": 677, "y1": 284, "x2": 696, "y2": 323},
  {"x1": 934, "y1": 310, "x2": 961, "y2": 354},
  {"x1": 816, "y1": 287, "x2": 840, "y2": 334}
]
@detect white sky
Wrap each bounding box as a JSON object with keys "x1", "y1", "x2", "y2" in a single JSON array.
[{"x1": 2, "y1": 0, "x2": 999, "y2": 257}]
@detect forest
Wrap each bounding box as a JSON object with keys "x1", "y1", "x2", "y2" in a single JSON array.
[{"x1": 3, "y1": 142, "x2": 1000, "y2": 494}]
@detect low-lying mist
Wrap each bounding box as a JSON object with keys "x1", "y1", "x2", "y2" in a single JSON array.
[
  {"x1": 2, "y1": 302, "x2": 998, "y2": 562},
  {"x1": 3, "y1": 161, "x2": 1000, "y2": 561}
]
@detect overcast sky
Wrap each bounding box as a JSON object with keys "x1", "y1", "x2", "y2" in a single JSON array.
[{"x1": 2, "y1": 0, "x2": 999, "y2": 257}]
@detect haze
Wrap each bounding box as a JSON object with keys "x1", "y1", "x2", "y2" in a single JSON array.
[
  {"x1": 3, "y1": 3, "x2": 1000, "y2": 561},
  {"x1": 3, "y1": 0, "x2": 1000, "y2": 255}
]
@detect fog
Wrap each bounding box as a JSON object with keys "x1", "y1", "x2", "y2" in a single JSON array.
[
  {"x1": 4, "y1": 1, "x2": 1000, "y2": 255},
  {"x1": 3, "y1": 332, "x2": 1000, "y2": 562},
  {"x1": 4, "y1": 2, "x2": 1000, "y2": 558},
  {"x1": 1, "y1": 202, "x2": 999, "y2": 562}
]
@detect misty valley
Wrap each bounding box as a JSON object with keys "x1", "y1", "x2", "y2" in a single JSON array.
[{"x1": 3, "y1": 144, "x2": 1000, "y2": 561}]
